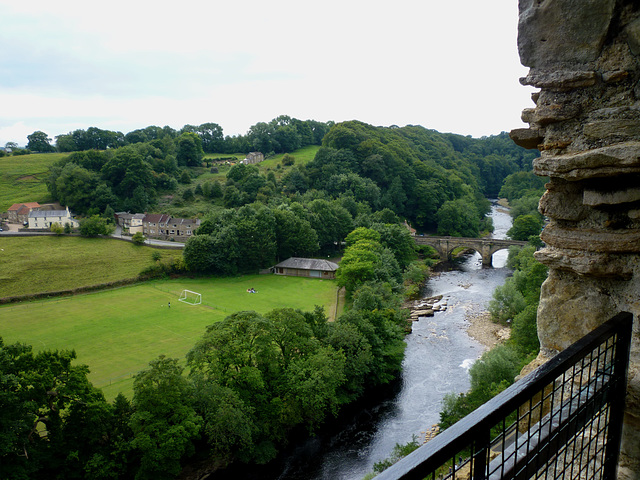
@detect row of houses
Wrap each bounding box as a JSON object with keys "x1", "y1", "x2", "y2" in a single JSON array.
[
  {"x1": 115, "y1": 212, "x2": 200, "y2": 242},
  {"x1": 5, "y1": 203, "x2": 198, "y2": 242}
]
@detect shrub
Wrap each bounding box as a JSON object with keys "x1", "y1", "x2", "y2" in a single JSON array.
[
  {"x1": 132, "y1": 232, "x2": 145, "y2": 245},
  {"x1": 50, "y1": 222, "x2": 64, "y2": 235},
  {"x1": 282, "y1": 153, "x2": 295, "y2": 166}
]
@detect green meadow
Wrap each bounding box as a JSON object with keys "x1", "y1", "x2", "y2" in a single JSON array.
[
  {"x1": 0, "y1": 275, "x2": 339, "y2": 399},
  {"x1": 0, "y1": 236, "x2": 184, "y2": 299},
  {"x1": 0, "y1": 152, "x2": 65, "y2": 210}
]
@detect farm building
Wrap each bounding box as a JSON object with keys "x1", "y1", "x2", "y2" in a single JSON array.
[
  {"x1": 242, "y1": 152, "x2": 264, "y2": 164},
  {"x1": 273, "y1": 257, "x2": 339, "y2": 279},
  {"x1": 27, "y1": 206, "x2": 79, "y2": 230},
  {"x1": 7, "y1": 202, "x2": 41, "y2": 224}
]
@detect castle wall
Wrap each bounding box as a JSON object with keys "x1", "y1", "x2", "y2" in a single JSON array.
[{"x1": 511, "y1": 1, "x2": 640, "y2": 477}]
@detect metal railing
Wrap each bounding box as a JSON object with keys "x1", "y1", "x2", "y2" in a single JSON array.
[{"x1": 376, "y1": 312, "x2": 633, "y2": 480}]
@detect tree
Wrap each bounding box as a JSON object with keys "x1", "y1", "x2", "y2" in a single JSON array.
[
  {"x1": 79, "y1": 215, "x2": 115, "y2": 237},
  {"x1": 489, "y1": 279, "x2": 527, "y2": 323},
  {"x1": 273, "y1": 208, "x2": 318, "y2": 259},
  {"x1": 436, "y1": 198, "x2": 481, "y2": 237},
  {"x1": 54, "y1": 163, "x2": 102, "y2": 214},
  {"x1": 176, "y1": 133, "x2": 203, "y2": 167},
  {"x1": 0, "y1": 339, "x2": 106, "y2": 479},
  {"x1": 132, "y1": 232, "x2": 145, "y2": 245},
  {"x1": 507, "y1": 214, "x2": 544, "y2": 241},
  {"x1": 183, "y1": 234, "x2": 217, "y2": 272},
  {"x1": 129, "y1": 356, "x2": 201, "y2": 480},
  {"x1": 197, "y1": 123, "x2": 224, "y2": 153},
  {"x1": 27, "y1": 131, "x2": 54, "y2": 152},
  {"x1": 55, "y1": 134, "x2": 77, "y2": 152}
]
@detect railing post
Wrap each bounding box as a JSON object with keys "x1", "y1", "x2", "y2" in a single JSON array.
[
  {"x1": 473, "y1": 430, "x2": 490, "y2": 480},
  {"x1": 602, "y1": 312, "x2": 633, "y2": 479}
]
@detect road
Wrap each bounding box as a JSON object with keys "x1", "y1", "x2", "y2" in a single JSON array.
[{"x1": 0, "y1": 223, "x2": 185, "y2": 248}]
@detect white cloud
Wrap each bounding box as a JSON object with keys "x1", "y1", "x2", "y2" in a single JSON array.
[{"x1": 0, "y1": 0, "x2": 533, "y2": 145}]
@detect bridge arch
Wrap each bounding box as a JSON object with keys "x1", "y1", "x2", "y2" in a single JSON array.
[{"x1": 413, "y1": 236, "x2": 528, "y2": 266}]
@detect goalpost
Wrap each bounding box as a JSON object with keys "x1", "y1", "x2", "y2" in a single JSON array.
[{"x1": 179, "y1": 289, "x2": 202, "y2": 305}]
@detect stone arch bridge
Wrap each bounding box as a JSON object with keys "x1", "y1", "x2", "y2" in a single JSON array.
[{"x1": 414, "y1": 235, "x2": 528, "y2": 266}]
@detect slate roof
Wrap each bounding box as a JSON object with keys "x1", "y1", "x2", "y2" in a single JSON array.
[
  {"x1": 274, "y1": 257, "x2": 339, "y2": 272},
  {"x1": 28, "y1": 209, "x2": 69, "y2": 218},
  {"x1": 143, "y1": 214, "x2": 171, "y2": 224}
]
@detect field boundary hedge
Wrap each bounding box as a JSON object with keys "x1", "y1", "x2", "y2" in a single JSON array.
[{"x1": 0, "y1": 276, "x2": 144, "y2": 305}]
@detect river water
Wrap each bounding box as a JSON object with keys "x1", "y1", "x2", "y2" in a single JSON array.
[{"x1": 214, "y1": 203, "x2": 512, "y2": 480}]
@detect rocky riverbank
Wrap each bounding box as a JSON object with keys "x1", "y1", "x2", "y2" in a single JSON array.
[{"x1": 466, "y1": 310, "x2": 510, "y2": 349}]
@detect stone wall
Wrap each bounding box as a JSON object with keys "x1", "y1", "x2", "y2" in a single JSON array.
[{"x1": 510, "y1": 1, "x2": 640, "y2": 478}]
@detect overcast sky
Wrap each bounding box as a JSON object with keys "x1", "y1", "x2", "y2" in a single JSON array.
[{"x1": 0, "y1": 0, "x2": 534, "y2": 147}]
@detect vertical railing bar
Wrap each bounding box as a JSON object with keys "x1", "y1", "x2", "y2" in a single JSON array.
[
  {"x1": 603, "y1": 313, "x2": 632, "y2": 479},
  {"x1": 374, "y1": 313, "x2": 631, "y2": 480}
]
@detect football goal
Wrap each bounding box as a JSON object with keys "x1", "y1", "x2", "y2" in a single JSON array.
[{"x1": 179, "y1": 289, "x2": 202, "y2": 305}]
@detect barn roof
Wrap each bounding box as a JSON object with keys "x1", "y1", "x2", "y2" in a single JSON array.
[
  {"x1": 8, "y1": 202, "x2": 40, "y2": 211},
  {"x1": 274, "y1": 257, "x2": 339, "y2": 272}
]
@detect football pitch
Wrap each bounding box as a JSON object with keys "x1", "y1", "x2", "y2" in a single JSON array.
[{"x1": 0, "y1": 275, "x2": 339, "y2": 399}]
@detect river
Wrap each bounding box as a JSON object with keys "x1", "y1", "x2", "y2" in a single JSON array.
[{"x1": 214, "y1": 202, "x2": 513, "y2": 480}]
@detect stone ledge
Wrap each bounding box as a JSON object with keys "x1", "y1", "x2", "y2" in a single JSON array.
[
  {"x1": 534, "y1": 245, "x2": 634, "y2": 278},
  {"x1": 510, "y1": 128, "x2": 544, "y2": 149},
  {"x1": 534, "y1": 141, "x2": 640, "y2": 180},
  {"x1": 520, "y1": 70, "x2": 598, "y2": 89},
  {"x1": 540, "y1": 223, "x2": 640, "y2": 254},
  {"x1": 583, "y1": 187, "x2": 640, "y2": 206}
]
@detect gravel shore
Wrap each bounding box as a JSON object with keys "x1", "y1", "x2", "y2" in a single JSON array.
[{"x1": 466, "y1": 311, "x2": 510, "y2": 349}]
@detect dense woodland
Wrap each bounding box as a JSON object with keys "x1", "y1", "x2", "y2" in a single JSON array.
[
  {"x1": 39, "y1": 118, "x2": 537, "y2": 244},
  {"x1": 1, "y1": 118, "x2": 545, "y2": 479}
]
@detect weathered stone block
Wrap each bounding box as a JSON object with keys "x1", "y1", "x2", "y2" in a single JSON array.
[
  {"x1": 518, "y1": 0, "x2": 615, "y2": 68},
  {"x1": 583, "y1": 119, "x2": 640, "y2": 140},
  {"x1": 538, "y1": 181, "x2": 588, "y2": 221},
  {"x1": 583, "y1": 187, "x2": 640, "y2": 206},
  {"x1": 534, "y1": 246, "x2": 634, "y2": 278},
  {"x1": 536, "y1": 270, "x2": 617, "y2": 352},
  {"x1": 510, "y1": 128, "x2": 544, "y2": 149},
  {"x1": 540, "y1": 223, "x2": 640, "y2": 254},
  {"x1": 534, "y1": 142, "x2": 640, "y2": 180},
  {"x1": 520, "y1": 70, "x2": 598, "y2": 90}
]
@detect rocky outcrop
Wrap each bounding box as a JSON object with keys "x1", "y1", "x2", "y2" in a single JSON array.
[{"x1": 511, "y1": 1, "x2": 640, "y2": 478}]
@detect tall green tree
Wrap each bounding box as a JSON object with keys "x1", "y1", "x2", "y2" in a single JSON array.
[
  {"x1": 26, "y1": 131, "x2": 54, "y2": 152},
  {"x1": 176, "y1": 133, "x2": 204, "y2": 167},
  {"x1": 129, "y1": 356, "x2": 201, "y2": 480}
]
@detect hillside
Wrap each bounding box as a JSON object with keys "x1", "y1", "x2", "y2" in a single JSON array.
[{"x1": 0, "y1": 152, "x2": 64, "y2": 210}]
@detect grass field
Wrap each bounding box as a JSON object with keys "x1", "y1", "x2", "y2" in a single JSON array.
[
  {"x1": 0, "y1": 153, "x2": 65, "y2": 211},
  {"x1": 0, "y1": 275, "x2": 339, "y2": 399},
  {"x1": 0, "y1": 236, "x2": 183, "y2": 299}
]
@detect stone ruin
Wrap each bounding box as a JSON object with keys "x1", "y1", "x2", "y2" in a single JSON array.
[{"x1": 510, "y1": 1, "x2": 640, "y2": 477}]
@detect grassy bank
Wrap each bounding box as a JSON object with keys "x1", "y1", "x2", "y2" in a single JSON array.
[
  {"x1": 0, "y1": 236, "x2": 184, "y2": 299},
  {"x1": 0, "y1": 152, "x2": 65, "y2": 210},
  {"x1": 0, "y1": 275, "x2": 338, "y2": 399}
]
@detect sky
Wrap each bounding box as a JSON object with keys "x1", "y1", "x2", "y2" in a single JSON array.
[{"x1": 0, "y1": 0, "x2": 534, "y2": 147}]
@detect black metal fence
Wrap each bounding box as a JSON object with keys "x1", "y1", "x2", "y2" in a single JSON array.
[{"x1": 376, "y1": 312, "x2": 633, "y2": 480}]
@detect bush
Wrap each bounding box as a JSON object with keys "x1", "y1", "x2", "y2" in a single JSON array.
[
  {"x1": 511, "y1": 303, "x2": 540, "y2": 354},
  {"x1": 132, "y1": 232, "x2": 145, "y2": 245},
  {"x1": 79, "y1": 215, "x2": 114, "y2": 237},
  {"x1": 282, "y1": 153, "x2": 295, "y2": 166},
  {"x1": 180, "y1": 170, "x2": 191, "y2": 184},
  {"x1": 50, "y1": 222, "x2": 64, "y2": 235},
  {"x1": 488, "y1": 280, "x2": 527, "y2": 324}
]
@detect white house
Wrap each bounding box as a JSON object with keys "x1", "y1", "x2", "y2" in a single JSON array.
[{"x1": 28, "y1": 206, "x2": 79, "y2": 230}]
